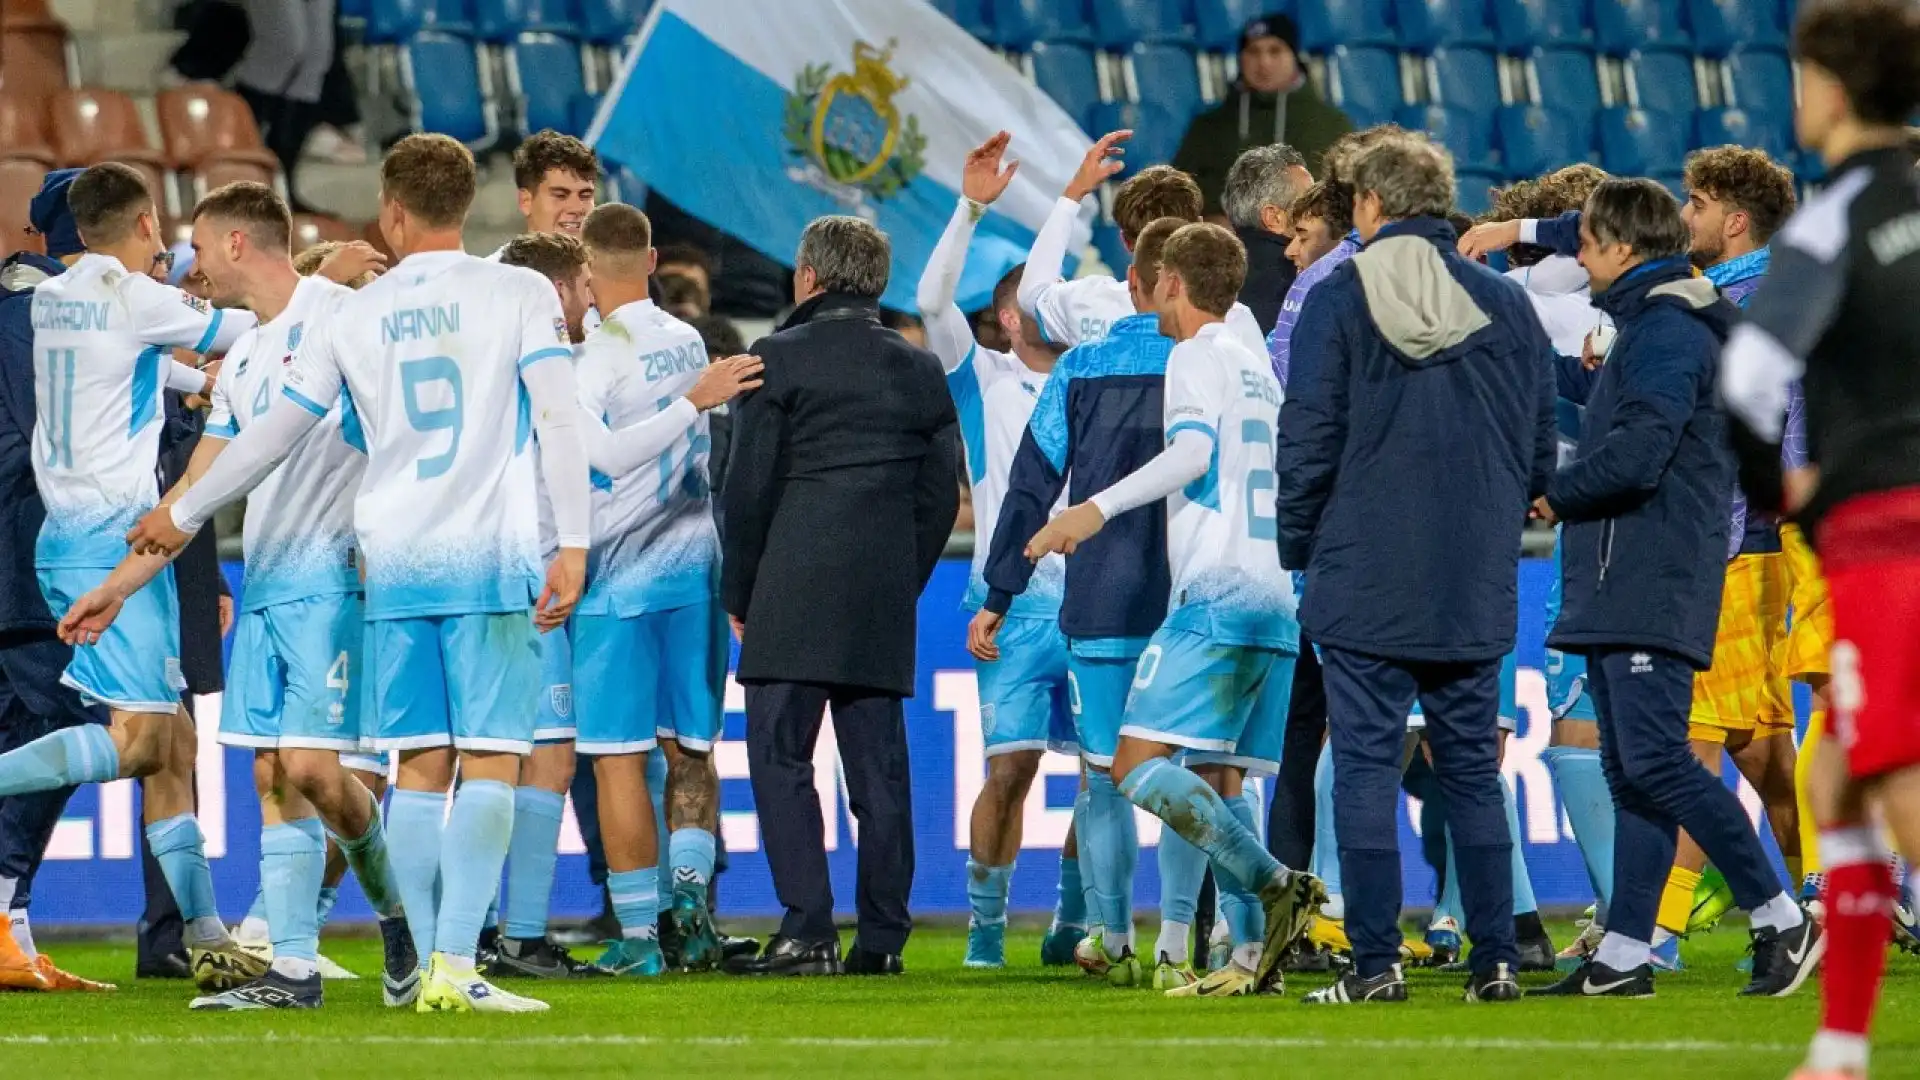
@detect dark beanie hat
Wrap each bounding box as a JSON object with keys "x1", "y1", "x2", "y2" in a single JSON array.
[
  {"x1": 1240, "y1": 12, "x2": 1300, "y2": 55},
  {"x1": 29, "y1": 168, "x2": 85, "y2": 259}
]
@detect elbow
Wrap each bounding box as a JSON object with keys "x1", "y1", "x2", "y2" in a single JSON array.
[{"x1": 914, "y1": 278, "x2": 943, "y2": 321}]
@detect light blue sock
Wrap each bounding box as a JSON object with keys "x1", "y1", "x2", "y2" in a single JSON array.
[
  {"x1": 1219, "y1": 788, "x2": 1266, "y2": 947},
  {"x1": 386, "y1": 788, "x2": 447, "y2": 964},
  {"x1": 316, "y1": 886, "x2": 339, "y2": 930},
  {"x1": 1156, "y1": 829, "x2": 1206, "y2": 926},
  {"x1": 1072, "y1": 789, "x2": 1096, "y2": 924},
  {"x1": 262, "y1": 820, "x2": 324, "y2": 963},
  {"x1": 503, "y1": 787, "x2": 565, "y2": 940},
  {"x1": 1310, "y1": 742, "x2": 1343, "y2": 903},
  {"x1": 1503, "y1": 774, "x2": 1539, "y2": 916},
  {"x1": 648, "y1": 749, "x2": 671, "y2": 896},
  {"x1": 435, "y1": 780, "x2": 517, "y2": 961},
  {"x1": 1437, "y1": 828, "x2": 1464, "y2": 924},
  {"x1": 145, "y1": 813, "x2": 218, "y2": 922},
  {"x1": 335, "y1": 797, "x2": 403, "y2": 918},
  {"x1": 966, "y1": 859, "x2": 1014, "y2": 925},
  {"x1": 1053, "y1": 846, "x2": 1086, "y2": 928},
  {"x1": 669, "y1": 827, "x2": 717, "y2": 896},
  {"x1": 244, "y1": 883, "x2": 268, "y2": 927},
  {"x1": 1119, "y1": 758, "x2": 1281, "y2": 900},
  {"x1": 0, "y1": 724, "x2": 118, "y2": 796},
  {"x1": 1543, "y1": 745, "x2": 1615, "y2": 913},
  {"x1": 608, "y1": 868, "x2": 660, "y2": 940},
  {"x1": 1083, "y1": 769, "x2": 1138, "y2": 944}
]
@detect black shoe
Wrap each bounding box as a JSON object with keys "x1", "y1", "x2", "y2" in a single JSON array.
[
  {"x1": 1279, "y1": 939, "x2": 1332, "y2": 973},
  {"x1": 189, "y1": 967, "x2": 323, "y2": 1010},
  {"x1": 657, "y1": 910, "x2": 685, "y2": 970},
  {"x1": 1530, "y1": 958, "x2": 1654, "y2": 998},
  {"x1": 1301, "y1": 964, "x2": 1408, "y2": 1004},
  {"x1": 378, "y1": 916, "x2": 420, "y2": 1007},
  {"x1": 720, "y1": 933, "x2": 761, "y2": 961},
  {"x1": 844, "y1": 944, "x2": 904, "y2": 976},
  {"x1": 1464, "y1": 962, "x2": 1521, "y2": 1003},
  {"x1": 492, "y1": 936, "x2": 608, "y2": 979},
  {"x1": 1517, "y1": 933, "x2": 1558, "y2": 973},
  {"x1": 724, "y1": 935, "x2": 842, "y2": 976},
  {"x1": 137, "y1": 951, "x2": 192, "y2": 980},
  {"x1": 1742, "y1": 917, "x2": 1825, "y2": 998}
]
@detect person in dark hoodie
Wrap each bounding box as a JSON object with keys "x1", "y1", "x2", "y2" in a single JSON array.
[
  {"x1": 1220, "y1": 143, "x2": 1311, "y2": 336},
  {"x1": 1527, "y1": 178, "x2": 1823, "y2": 1001},
  {"x1": 1276, "y1": 132, "x2": 1554, "y2": 1005},
  {"x1": 1172, "y1": 13, "x2": 1352, "y2": 216}
]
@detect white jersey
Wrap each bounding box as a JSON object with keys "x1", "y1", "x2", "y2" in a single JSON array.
[
  {"x1": 573, "y1": 298, "x2": 716, "y2": 617},
  {"x1": 1506, "y1": 255, "x2": 1608, "y2": 359},
  {"x1": 282, "y1": 250, "x2": 571, "y2": 619},
  {"x1": 1030, "y1": 274, "x2": 1267, "y2": 356},
  {"x1": 206, "y1": 276, "x2": 364, "y2": 612},
  {"x1": 30, "y1": 253, "x2": 252, "y2": 567},
  {"x1": 1160, "y1": 322, "x2": 1294, "y2": 647},
  {"x1": 949, "y1": 343, "x2": 1063, "y2": 618}
]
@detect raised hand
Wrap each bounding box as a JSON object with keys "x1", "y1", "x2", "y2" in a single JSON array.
[
  {"x1": 1456, "y1": 219, "x2": 1523, "y2": 260},
  {"x1": 962, "y1": 131, "x2": 1022, "y2": 207},
  {"x1": 1066, "y1": 130, "x2": 1132, "y2": 202},
  {"x1": 688, "y1": 355, "x2": 765, "y2": 411}
]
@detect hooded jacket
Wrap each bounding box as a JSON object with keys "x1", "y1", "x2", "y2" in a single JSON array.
[
  {"x1": 1172, "y1": 79, "x2": 1354, "y2": 215},
  {"x1": 0, "y1": 252, "x2": 67, "y2": 635}
]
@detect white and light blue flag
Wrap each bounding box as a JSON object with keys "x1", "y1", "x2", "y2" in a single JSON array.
[{"x1": 587, "y1": 0, "x2": 1095, "y2": 313}]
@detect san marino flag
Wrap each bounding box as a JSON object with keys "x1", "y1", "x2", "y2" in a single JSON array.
[{"x1": 586, "y1": 0, "x2": 1095, "y2": 314}]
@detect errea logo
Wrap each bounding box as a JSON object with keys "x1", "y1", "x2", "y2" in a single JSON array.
[{"x1": 1629, "y1": 653, "x2": 1653, "y2": 674}]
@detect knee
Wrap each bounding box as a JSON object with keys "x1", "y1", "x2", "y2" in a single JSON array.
[
  {"x1": 118, "y1": 723, "x2": 167, "y2": 778},
  {"x1": 281, "y1": 753, "x2": 336, "y2": 799}
]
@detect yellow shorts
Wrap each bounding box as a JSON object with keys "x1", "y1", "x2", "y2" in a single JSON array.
[
  {"x1": 1691, "y1": 551, "x2": 1793, "y2": 739},
  {"x1": 1780, "y1": 523, "x2": 1833, "y2": 682}
]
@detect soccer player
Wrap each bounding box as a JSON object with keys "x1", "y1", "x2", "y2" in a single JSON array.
[
  {"x1": 1016, "y1": 131, "x2": 1268, "y2": 356},
  {"x1": 1025, "y1": 222, "x2": 1323, "y2": 998},
  {"x1": 0, "y1": 162, "x2": 263, "y2": 991},
  {"x1": 1714, "y1": 0, "x2": 1920, "y2": 1073},
  {"x1": 918, "y1": 134, "x2": 1079, "y2": 971},
  {"x1": 502, "y1": 130, "x2": 598, "y2": 245},
  {"x1": 1284, "y1": 181, "x2": 1346, "y2": 274}
]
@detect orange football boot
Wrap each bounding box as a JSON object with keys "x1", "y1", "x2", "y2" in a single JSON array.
[
  {"x1": 0, "y1": 931, "x2": 49, "y2": 990},
  {"x1": 33, "y1": 954, "x2": 115, "y2": 991}
]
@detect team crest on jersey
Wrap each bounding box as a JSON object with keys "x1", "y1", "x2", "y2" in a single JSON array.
[
  {"x1": 549, "y1": 684, "x2": 572, "y2": 719},
  {"x1": 181, "y1": 294, "x2": 211, "y2": 315},
  {"x1": 782, "y1": 40, "x2": 926, "y2": 220},
  {"x1": 288, "y1": 323, "x2": 303, "y2": 352}
]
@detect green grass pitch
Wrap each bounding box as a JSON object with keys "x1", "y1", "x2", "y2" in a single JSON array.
[{"x1": 5, "y1": 921, "x2": 1918, "y2": 1079}]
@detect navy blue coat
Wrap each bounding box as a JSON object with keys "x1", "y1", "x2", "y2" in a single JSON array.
[
  {"x1": 0, "y1": 253, "x2": 66, "y2": 637},
  {"x1": 1276, "y1": 217, "x2": 1558, "y2": 663},
  {"x1": 1545, "y1": 258, "x2": 1739, "y2": 668}
]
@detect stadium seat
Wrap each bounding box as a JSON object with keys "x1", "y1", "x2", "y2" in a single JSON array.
[
  {"x1": 988, "y1": 0, "x2": 1094, "y2": 48},
  {"x1": 1653, "y1": 171, "x2": 1686, "y2": 199},
  {"x1": 1625, "y1": 49, "x2": 1699, "y2": 115},
  {"x1": 1, "y1": 27, "x2": 74, "y2": 97},
  {"x1": 577, "y1": 0, "x2": 648, "y2": 44},
  {"x1": 1428, "y1": 45, "x2": 1503, "y2": 110},
  {"x1": 1125, "y1": 43, "x2": 1202, "y2": 117},
  {"x1": 1695, "y1": 106, "x2": 1792, "y2": 162},
  {"x1": 0, "y1": 90, "x2": 55, "y2": 164},
  {"x1": 1030, "y1": 40, "x2": 1103, "y2": 128},
  {"x1": 1088, "y1": 99, "x2": 1186, "y2": 174},
  {"x1": 1395, "y1": 0, "x2": 1496, "y2": 50},
  {"x1": 1193, "y1": 0, "x2": 1267, "y2": 52},
  {"x1": 1598, "y1": 106, "x2": 1688, "y2": 174},
  {"x1": 47, "y1": 88, "x2": 162, "y2": 168},
  {"x1": 1092, "y1": 0, "x2": 1193, "y2": 47},
  {"x1": 1325, "y1": 45, "x2": 1404, "y2": 128},
  {"x1": 155, "y1": 84, "x2": 279, "y2": 172},
  {"x1": 1399, "y1": 103, "x2": 1496, "y2": 169},
  {"x1": 1092, "y1": 223, "x2": 1130, "y2": 272},
  {"x1": 1527, "y1": 47, "x2": 1601, "y2": 117},
  {"x1": 1297, "y1": 0, "x2": 1396, "y2": 51},
  {"x1": 1686, "y1": 0, "x2": 1784, "y2": 57},
  {"x1": 1497, "y1": 103, "x2": 1593, "y2": 177},
  {"x1": 508, "y1": 34, "x2": 588, "y2": 136},
  {"x1": 1722, "y1": 47, "x2": 1794, "y2": 118},
  {"x1": 1592, "y1": 0, "x2": 1688, "y2": 55},
  {"x1": 402, "y1": 31, "x2": 497, "y2": 147},
  {"x1": 929, "y1": 0, "x2": 994, "y2": 40},
  {"x1": 1491, "y1": 0, "x2": 1591, "y2": 50},
  {"x1": 475, "y1": 0, "x2": 578, "y2": 42},
  {"x1": 338, "y1": 0, "x2": 371, "y2": 28},
  {"x1": 0, "y1": 158, "x2": 47, "y2": 256},
  {"x1": 192, "y1": 156, "x2": 277, "y2": 199},
  {"x1": 1455, "y1": 166, "x2": 1501, "y2": 216},
  {"x1": 568, "y1": 91, "x2": 600, "y2": 139}
]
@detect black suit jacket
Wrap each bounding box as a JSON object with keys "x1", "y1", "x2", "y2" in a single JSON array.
[{"x1": 721, "y1": 293, "x2": 959, "y2": 697}]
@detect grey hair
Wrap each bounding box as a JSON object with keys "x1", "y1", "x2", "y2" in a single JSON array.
[
  {"x1": 1221, "y1": 144, "x2": 1308, "y2": 230},
  {"x1": 1351, "y1": 133, "x2": 1456, "y2": 222},
  {"x1": 795, "y1": 215, "x2": 891, "y2": 298},
  {"x1": 1583, "y1": 178, "x2": 1689, "y2": 260}
]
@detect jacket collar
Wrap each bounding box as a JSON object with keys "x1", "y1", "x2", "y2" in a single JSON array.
[
  {"x1": 1364, "y1": 216, "x2": 1459, "y2": 254},
  {"x1": 1702, "y1": 246, "x2": 1770, "y2": 289},
  {"x1": 779, "y1": 292, "x2": 879, "y2": 332},
  {"x1": 1595, "y1": 256, "x2": 1737, "y2": 338},
  {"x1": 1236, "y1": 225, "x2": 1291, "y2": 271},
  {"x1": 0, "y1": 251, "x2": 64, "y2": 296},
  {"x1": 1108, "y1": 311, "x2": 1163, "y2": 336}
]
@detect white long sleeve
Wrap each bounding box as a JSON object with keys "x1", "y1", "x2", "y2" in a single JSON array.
[
  {"x1": 1087, "y1": 427, "x2": 1213, "y2": 521},
  {"x1": 1016, "y1": 196, "x2": 1081, "y2": 318},
  {"x1": 520, "y1": 352, "x2": 592, "y2": 550},
  {"x1": 170, "y1": 394, "x2": 320, "y2": 531},
  {"x1": 580, "y1": 396, "x2": 699, "y2": 477},
  {"x1": 917, "y1": 197, "x2": 985, "y2": 372},
  {"x1": 166, "y1": 359, "x2": 209, "y2": 395}
]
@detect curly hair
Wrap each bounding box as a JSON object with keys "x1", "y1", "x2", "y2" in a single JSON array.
[
  {"x1": 1483, "y1": 164, "x2": 1609, "y2": 266},
  {"x1": 1683, "y1": 146, "x2": 1797, "y2": 244},
  {"x1": 512, "y1": 130, "x2": 601, "y2": 192},
  {"x1": 1288, "y1": 181, "x2": 1351, "y2": 234}
]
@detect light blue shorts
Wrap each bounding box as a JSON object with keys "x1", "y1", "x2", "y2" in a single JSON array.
[
  {"x1": 534, "y1": 623, "x2": 575, "y2": 744},
  {"x1": 1545, "y1": 648, "x2": 1595, "y2": 722},
  {"x1": 1067, "y1": 637, "x2": 1148, "y2": 769},
  {"x1": 340, "y1": 751, "x2": 389, "y2": 778},
  {"x1": 39, "y1": 566, "x2": 183, "y2": 714},
  {"x1": 368, "y1": 612, "x2": 541, "y2": 755},
  {"x1": 976, "y1": 614, "x2": 1074, "y2": 757},
  {"x1": 220, "y1": 592, "x2": 364, "y2": 751},
  {"x1": 573, "y1": 600, "x2": 724, "y2": 756},
  {"x1": 1119, "y1": 627, "x2": 1292, "y2": 775}
]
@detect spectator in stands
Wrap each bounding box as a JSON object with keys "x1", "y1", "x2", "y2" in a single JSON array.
[
  {"x1": 1222, "y1": 144, "x2": 1311, "y2": 336},
  {"x1": 660, "y1": 273, "x2": 709, "y2": 321},
  {"x1": 232, "y1": 0, "x2": 338, "y2": 213},
  {"x1": 1172, "y1": 13, "x2": 1352, "y2": 217},
  {"x1": 1285, "y1": 181, "x2": 1347, "y2": 273},
  {"x1": 658, "y1": 243, "x2": 716, "y2": 312}
]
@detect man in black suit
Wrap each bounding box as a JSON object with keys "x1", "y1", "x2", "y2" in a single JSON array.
[{"x1": 722, "y1": 216, "x2": 959, "y2": 977}]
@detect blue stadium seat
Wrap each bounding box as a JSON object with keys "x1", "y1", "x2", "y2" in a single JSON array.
[
  {"x1": 1723, "y1": 47, "x2": 1794, "y2": 118},
  {"x1": 1325, "y1": 45, "x2": 1403, "y2": 128},
  {"x1": 509, "y1": 34, "x2": 586, "y2": 135},
  {"x1": 340, "y1": 0, "x2": 371, "y2": 27},
  {"x1": 1593, "y1": 0, "x2": 1689, "y2": 55},
  {"x1": 1193, "y1": 0, "x2": 1269, "y2": 52},
  {"x1": 1092, "y1": 223, "x2": 1131, "y2": 272},
  {"x1": 989, "y1": 0, "x2": 1094, "y2": 48},
  {"x1": 1455, "y1": 166, "x2": 1502, "y2": 216},
  {"x1": 367, "y1": 0, "x2": 431, "y2": 42},
  {"x1": 1492, "y1": 0, "x2": 1591, "y2": 50},
  {"x1": 1395, "y1": 0, "x2": 1495, "y2": 50},
  {"x1": 1092, "y1": 0, "x2": 1194, "y2": 47},
  {"x1": 1686, "y1": 0, "x2": 1784, "y2": 57},
  {"x1": 1695, "y1": 106, "x2": 1792, "y2": 162},
  {"x1": 577, "y1": 0, "x2": 647, "y2": 45},
  {"x1": 1528, "y1": 47, "x2": 1601, "y2": 117},
  {"x1": 475, "y1": 0, "x2": 576, "y2": 42},
  {"x1": 1089, "y1": 99, "x2": 1187, "y2": 174},
  {"x1": 1127, "y1": 43, "x2": 1202, "y2": 118},
  {"x1": 1598, "y1": 106, "x2": 1688, "y2": 174},
  {"x1": 403, "y1": 31, "x2": 495, "y2": 146},
  {"x1": 568, "y1": 91, "x2": 600, "y2": 139},
  {"x1": 1298, "y1": 0, "x2": 1396, "y2": 51},
  {"x1": 1497, "y1": 103, "x2": 1593, "y2": 176},
  {"x1": 1429, "y1": 46, "x2": 1502, "y2": 110},
  {"x1": 1030, "y1": 40, "x2": 1102, "y2": 127},
  {"x1": 1626, "y1": 49, "x2": 1698, "y2": 115},
  {"x1": 929, "y1": 0, "x2": 995, "y2": 40},
  {"x1": 1653, "y1": 171, "x2": 1687, "y2": 199},
  {"x1": 1399, "y1": 103, "x2": 1496, "y2": 169}
]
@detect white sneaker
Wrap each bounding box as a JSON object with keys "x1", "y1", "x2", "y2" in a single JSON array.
[
  {"x1": 316, "y1": 953, "x2": 359, "y2": 980},
  {"x1": 417, "y1": 953, "x2": 549, "y2": 1014}
]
